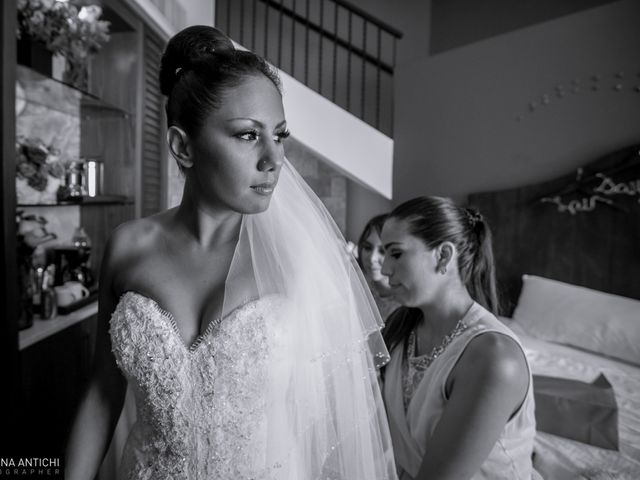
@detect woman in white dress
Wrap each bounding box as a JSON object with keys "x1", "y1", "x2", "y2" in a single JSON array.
[
  {"x1": 380, "y1": 196, "x2": 541, "y2": 480},
  {"x1": 65, "y1": 26, "x2": 396, "y2": 480}
]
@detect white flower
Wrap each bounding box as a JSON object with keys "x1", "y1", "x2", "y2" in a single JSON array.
[
  {"x1": 345, "y1": 240, "x2": 358, "y2": 258},
  {"x1": 30, "y1": 11, "x2": 45, "y2": 26},
  {"x1": 78, "y1": 5, "x2": 102, "y2": 22}
]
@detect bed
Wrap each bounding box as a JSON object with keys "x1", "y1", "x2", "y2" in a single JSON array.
[
  {"x1": 469, "y1": 144, "x2": 640, "y2": 479},
  {"x1": 498, "y1": 280, "x2": 640, "y2": 479},
  {"x1": 512, "y1": 324, "x2": 640, "y2": 479}
]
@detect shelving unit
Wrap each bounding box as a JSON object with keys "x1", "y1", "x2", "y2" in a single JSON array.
[
  {"x1": 15, "y1": 55, "x2": 138, "y2": 325},
  {"x1": 16, "y1": 64, "x2": 131, "y2": 119},
  {"x1": 1, "y1": 0, "x2": 170, "y2": 456},
  {"x1": 19, "y1": 301, "x2": 98, "y2": 351},
  {"x1": 18, "y1": 195, "x2": 134, "y2": 207}
]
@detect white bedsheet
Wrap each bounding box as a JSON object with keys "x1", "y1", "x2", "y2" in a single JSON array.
[{"x1": 502, "y1": 318, "x2": 640, "y2": 479}]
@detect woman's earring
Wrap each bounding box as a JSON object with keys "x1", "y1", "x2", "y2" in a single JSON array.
[{"x1": 438, "y1": 265, "x2": 447, "y2": 275}]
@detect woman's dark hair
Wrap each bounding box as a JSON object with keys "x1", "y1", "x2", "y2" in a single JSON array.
[
  {"x1": 356, "y1": 213, "x2": 388, "y2": 270},
  {"x1": 159, "y1": 25, "x2": 281, "y2": 137},
  {"x1": 382, "y1": 196, "x2": 499, "y2": 352}
]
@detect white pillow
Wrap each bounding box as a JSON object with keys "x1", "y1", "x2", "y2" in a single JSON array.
[{"x1": 512, "y1": 275, "x2": 640, "y2": 366}]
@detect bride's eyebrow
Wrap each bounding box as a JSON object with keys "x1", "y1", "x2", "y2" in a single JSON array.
[{"x1": 227, "y1": 118, "x2": 287, "y2": 129}]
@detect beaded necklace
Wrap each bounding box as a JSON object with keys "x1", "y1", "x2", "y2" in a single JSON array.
[
  {"x1": 403, "y1": 317, "x2": 469, "y2": 409},
  {"x1": 411, "y1": 317, "x2": 468, "y2": 369}
]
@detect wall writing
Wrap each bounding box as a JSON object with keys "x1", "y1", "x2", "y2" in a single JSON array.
[
  {"x1": 540, "y1": 161, "x2": 640, "y2": 215},
  {"x1": 541, "y1": 194, "x2": 613, "y2": 215},
  {"x1": 593, "y1": 173, "x2": 640, "y2": 197}
]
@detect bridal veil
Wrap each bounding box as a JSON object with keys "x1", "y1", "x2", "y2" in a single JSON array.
[{"x1": 222, "y1": 158, "x2": 397, "y2": 479}]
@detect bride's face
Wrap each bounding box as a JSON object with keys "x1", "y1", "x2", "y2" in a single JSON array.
[{"x1": 189, "y1": 74, "x2": 288, "y2": 214}]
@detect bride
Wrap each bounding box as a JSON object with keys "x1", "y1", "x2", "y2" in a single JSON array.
[{"x1": 64, "y1": 25, "x2": 396, "y2": 479}]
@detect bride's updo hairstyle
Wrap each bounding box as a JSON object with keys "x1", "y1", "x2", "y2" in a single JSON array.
[{"x1": 159, "y1": 25, "x2": 281, "y2": 136}]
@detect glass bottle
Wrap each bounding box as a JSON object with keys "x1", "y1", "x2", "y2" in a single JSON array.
[
  {"x1": 71, "y1": 226, "x2": 93, "y2": 286},
  {"x1": 65, "y1": 160, "x2": 86, "y2": 200}
]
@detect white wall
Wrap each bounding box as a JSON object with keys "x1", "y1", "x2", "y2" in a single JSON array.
[
  {"x1": 125, "y1": 0, "x2": 214, "y2": 38},
  {"x1": 180, "y1": 0, "x2": 214, "y2": 29},
  {"x1": 279, "y1": 70, "x2": 394, "y2": 199}
]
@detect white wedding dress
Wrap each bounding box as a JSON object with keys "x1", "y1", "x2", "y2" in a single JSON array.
[{"x1": 110, "y1": 291, "x2": 287, "y2": 479}]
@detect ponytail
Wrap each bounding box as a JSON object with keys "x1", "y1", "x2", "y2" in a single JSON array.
[{"x1": 466, "y1": 217, "x2": 499, "y2": 315}]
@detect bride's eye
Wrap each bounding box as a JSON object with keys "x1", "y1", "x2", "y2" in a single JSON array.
[
  {"x1": 236, "y1": 130, "x2": 259, "y2": 141},
  {"x1": 274, "y1": 129, "x2": 290, "y2": 143}
]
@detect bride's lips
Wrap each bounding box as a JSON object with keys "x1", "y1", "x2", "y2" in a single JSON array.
[{"x1": 250, "y1": 182, "x2": 276, "y2": 195}]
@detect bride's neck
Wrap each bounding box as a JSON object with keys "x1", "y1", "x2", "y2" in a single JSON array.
[{"x1": 175, "y1": 185, "x2": 242, "y2": 250}]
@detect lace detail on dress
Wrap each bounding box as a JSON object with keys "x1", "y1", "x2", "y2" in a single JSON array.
[{"x1": 109, "y1": 291, "x2": 285, "y2": 480}]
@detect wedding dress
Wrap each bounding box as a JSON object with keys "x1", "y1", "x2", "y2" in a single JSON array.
[
  {"x1": 108, "y1": 159, "x2": 397, "y2": 480},
  {"x1": 110, "y1": 292, "x2": 288, "y2": 479}
]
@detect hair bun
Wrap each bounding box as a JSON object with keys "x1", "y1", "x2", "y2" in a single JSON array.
[
  {"x1": 464, "y1": 207, "x2": 483, "y2": 228},
  {"x1": 159, "y1": 25, "x2": 235, "y2": 96}
]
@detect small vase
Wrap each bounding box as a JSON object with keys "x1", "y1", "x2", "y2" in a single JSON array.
[
  {"x1": 63, "y1": 59, "x2": 89, "y2": 92},
  {"x1": 52, "y1": 53, "x2": 66, "y2": 82},
  {"x1": 17, "y1": 35, "x2": 52, "y2": 77}
]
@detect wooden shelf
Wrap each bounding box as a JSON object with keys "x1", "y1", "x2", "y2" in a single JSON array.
[
  {"x1": 19, "y1": 300, "x2": 98, "y2": 351},
  {"x1": 18, "y1": 194, "x2": 134, "y2": 207},
  {"x1": 17, "y1": 64, "x2": 131, "y2": 119}
]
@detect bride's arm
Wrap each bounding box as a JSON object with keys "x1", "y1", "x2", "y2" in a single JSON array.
[
  {"x1": 414, "y1": 333, "x2": 529, "y2": 480},
  {"x1": 65, "y1": 233, "x2": 128, "y2": 480}
]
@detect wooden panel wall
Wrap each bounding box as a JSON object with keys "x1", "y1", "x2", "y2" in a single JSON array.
[
  {"x1": 469, "y1": 144, "x2": 640, "y2": 315},
  {"x1": 142, "y1": 27, "x2": 166, "y2": 217}
]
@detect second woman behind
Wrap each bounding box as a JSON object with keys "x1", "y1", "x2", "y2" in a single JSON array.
[{"x1": 357, "y1": 214, "x2": 401, "y2": 321}]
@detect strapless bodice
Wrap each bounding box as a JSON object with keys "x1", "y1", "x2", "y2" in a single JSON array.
[{"x1": 109, "y1": 291, "x2": 284, "y2": 479}]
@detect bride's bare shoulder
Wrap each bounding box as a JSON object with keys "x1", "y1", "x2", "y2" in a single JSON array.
[
  {"x1": 103, "y1": 208, "x2": 177, "y2": 271},
  {"x1": 110, "y1": 210, "x2": 173, "y2": 247}
]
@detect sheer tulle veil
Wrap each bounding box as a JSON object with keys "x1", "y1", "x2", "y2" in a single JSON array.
[{"x1": 222, "y1": 158, "x2": 397, "y2": 479}]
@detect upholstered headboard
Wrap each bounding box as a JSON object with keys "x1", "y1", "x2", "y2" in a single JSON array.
[{"x1": 468, "y1": 143, "x2": 640, "y2": 315}]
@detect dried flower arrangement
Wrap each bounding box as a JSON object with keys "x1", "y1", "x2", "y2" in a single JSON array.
[
  {"x1": 17, "y1": 0, "x2": 111, "y2": 88},
  {"x1": 16, "y1": 136, "x2": 65, "y2": 204}
]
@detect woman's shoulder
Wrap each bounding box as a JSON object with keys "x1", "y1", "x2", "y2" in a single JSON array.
[
  {"x1": 108, "y1": 209, "x2": 175, "y2": 254},
  {"x1": 455, "y1": 329, "x2": 529, "y2": 388},
  {"x1": 447, "y1": 330, "x2": 530, "y2": 416},
  {"x1": 102, "y1": 210, "x2": 176, "y2": 286}
]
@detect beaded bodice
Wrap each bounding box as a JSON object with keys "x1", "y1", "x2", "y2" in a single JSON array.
[{"x1": 109, "y1": 291, "x2": 284, "y2": 480}]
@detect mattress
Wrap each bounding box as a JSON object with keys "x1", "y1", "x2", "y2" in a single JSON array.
[{"x1": 502, "y1": 318, "x2": 640, "y2": 479}]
